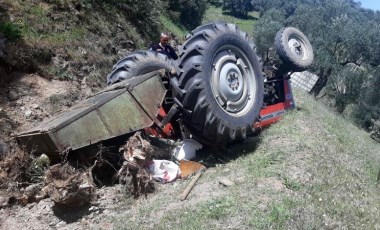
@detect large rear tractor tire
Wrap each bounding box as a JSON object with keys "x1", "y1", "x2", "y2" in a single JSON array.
[
  {"x1": 172, "y1": 22, "x2": 264, "y2": 144},
  {"x1": 275, "y1": 27, "x2": 314, "y2": 72},
  {"x1": 106, "y1": 51, "x2": 174, "y2": 85}
]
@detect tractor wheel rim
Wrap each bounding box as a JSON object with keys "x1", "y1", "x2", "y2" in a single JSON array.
[
  {"x1": 211, "y1": 46, "x2": 256, "y2": 116},
  {"x1": 288, "y1": 35, "x2": 307, "y2": 60}
]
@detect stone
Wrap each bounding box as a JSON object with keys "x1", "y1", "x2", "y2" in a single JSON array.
[
  {"x1": 219, "y1": 179, "x2": 235, "y2": 187},
  {"x1": 25, "y1": 110, "x2": 32, "y2": 118},
  {"x1": 56, "y1": 221, "x2": 66, "y2": 228},
  {"x1": 0, "y1": 139, "x2": 8, "y2": 156},
  {"x1": 8, "y1": 89, "x2": 19, "y2": 101},
  {"x1": 234, "y1": 177, "x2": 245, "y2": 184}
]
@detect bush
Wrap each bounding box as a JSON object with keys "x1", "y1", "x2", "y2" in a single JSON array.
[{"x1": 0, "y1": 22, "x2": 21, "y2": 40}]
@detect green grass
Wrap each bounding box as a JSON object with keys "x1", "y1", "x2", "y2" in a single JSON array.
[
  {"x1": 108, "y1": 89, "x2": 380, "y2": 229},
  {"x1": 159, "y1": 15, "x2": 188, "y2": 40},
  {"x1": 202, "y1": 5, "x2": 259, "y2": 34}
]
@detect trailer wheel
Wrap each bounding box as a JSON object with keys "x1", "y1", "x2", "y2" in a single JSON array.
[
  {"x1": 172, "y1": 22, "x2": 264, "y2": 144},
  {"x1": 106, "y1": 51, "x2": 174, "y2": 85},
  {"x1": 275, "y1": 27, "x2": 314, "y2": 71}
]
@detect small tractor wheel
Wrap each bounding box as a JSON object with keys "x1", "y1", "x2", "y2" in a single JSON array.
[{"x1": 275, "y1": 27, "x2": 314, "y2": 72}]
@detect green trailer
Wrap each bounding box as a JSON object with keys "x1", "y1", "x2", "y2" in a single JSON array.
[{"x1": 16, "y1": 70, "x2": 167, "y2": 157}]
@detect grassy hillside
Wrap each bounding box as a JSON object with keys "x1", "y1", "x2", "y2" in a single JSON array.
[
  {"x1": 108, "y1": 89, "x2": 380, "y2": 229},
  {"x1": 202, "y1": 5, "x2": 259, "y2": 34}
]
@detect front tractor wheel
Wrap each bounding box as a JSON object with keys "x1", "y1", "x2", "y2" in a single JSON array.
[{"x1": 172, "y1": 22, "x2": 264, "y2": 144}]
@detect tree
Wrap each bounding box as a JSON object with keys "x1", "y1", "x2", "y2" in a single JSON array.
[
  {"x1": 166, "y1": 0, "x2": 208, "y2": 30},
  {"x1": 253, "y1": 0, "x2": 380, "y2": 132},
  {"x1": 222, "y1": 0, "x2": 253, "y2": 18},
  {"x1": 253, "y1": 9, "x2": 285, "y2": 62}
]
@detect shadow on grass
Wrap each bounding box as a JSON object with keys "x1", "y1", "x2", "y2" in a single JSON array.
[
  {"x1": 52, "y1": 204, "x2": 93, "y2": 223},
  {"x1": 222, "y1": 11, "x2": 259, "y2": 20},
  {"x1": 197, "y1": 134, "x2": 262, "y2": 168}
]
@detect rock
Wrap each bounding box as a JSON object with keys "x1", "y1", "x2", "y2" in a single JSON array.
[
  {"x1": 31, "y1": 103, "x2": 40, "y2": 109},
  {"x1": 89, "y1": 206, "x2": 99, "y2": 212},
  {"x1": 25, "y1": 110, "x2": 32, "y2": 118},
  {"x1": 24, "y1": 184, "x2": 42, "y2": 197},
  {"x1": 0, "y1": 139, "x2": 8, "y2": 156},
  {"x1": 56, "y1": 221, "x2": 66, "y2": 228},
  {"x1": 120, "y1": 40, "x2": 135, "y2": 49},
  {"x1": 8, "y1": 89, "x2": 19, "y2": 101},
  {"x1": 222, "y1": 168, "x2": 231, "y2": 173},
  {"x1": 234, "y1": 177, "x2": 245, "y2": 184},
  {"x1": 81, "y1": 76, "x2": 87, "y2": 85},
  {"x1": 219, "y1": 179, "x2": 235, "y2": 187}
]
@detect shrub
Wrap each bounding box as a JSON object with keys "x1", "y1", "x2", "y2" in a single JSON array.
[
  {"x1": 370, "y1": 119, "x2": 380, "y2": 142},
  {"x1": 0, "y1": 22, "x2": 21, "y2": 40}
]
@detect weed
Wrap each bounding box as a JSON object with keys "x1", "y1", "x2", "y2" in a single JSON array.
[
  {"x1": 200, "y1": 197, "x2": 233, "y2": 220},
  {"x1": 0, "y1": 22, "x2": 22, "y2": 40},
  {"x1": 283, "y1": 178, "x2": 301, "y2": 191},
  {"x1": 47, "y1": 90, "x2": 81, "y2": 114},
  {"x1": 268, "y1": 200, "x2": 292, "y2": 227}
]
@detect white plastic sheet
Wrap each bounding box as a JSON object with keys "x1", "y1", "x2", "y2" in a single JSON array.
[
  {"x1": 147, "y1": 160, "x2": 180, "y2": 183},
  {"x1": 172, "y1": 139, "x2": 202, "y2": 161}
]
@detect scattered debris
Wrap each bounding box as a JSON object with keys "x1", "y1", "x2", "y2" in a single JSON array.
[
  {"x1": 118, "y1": 132, "x2": 156, "y2": 198},
  {"x1": 180, "y1": 165, "x2": 206, "y2": 201},
  {"x1": 19, "y1": 183, "x2": 44, "y2": 205},
  {"x1": 148, "y1": 160, "x2": 180, "y2": 183},
  {"x1": 179, "y1": 160, "x2": 205, "y2": 179},
  {"x1": 42, "y1": 164, "x2": 95, "y2": 207},
  {"x1": 27, "y1": 154, "x2": 50, "y2": 183},
  {"x1": 172, "y1": 139, "x2": 202, "y2": 161}
]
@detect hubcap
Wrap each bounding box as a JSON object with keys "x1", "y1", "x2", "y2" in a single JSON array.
[
  {"x1": 288, "y1": 35, "x2": 307, "y2": 60},
  {"x1": 211, "y1": 46, "x2": 256, "y2": 116}
]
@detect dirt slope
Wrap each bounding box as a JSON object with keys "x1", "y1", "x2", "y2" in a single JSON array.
[{"x1": 0, "y1": 0, "x2": 150, "y2": 147}]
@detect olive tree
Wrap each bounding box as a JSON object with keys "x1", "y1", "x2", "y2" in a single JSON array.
[
  {"x1": 222, "y1": 0, "x2": 253, "y2": 18},
  {"x1": 166, "y1": 0, "x2": 208, "y2": 30}
]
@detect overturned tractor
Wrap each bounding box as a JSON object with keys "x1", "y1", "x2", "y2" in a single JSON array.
[{"x1": 16, "y1": 22, "x2": 314, "y2": 157}]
